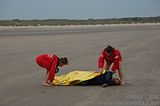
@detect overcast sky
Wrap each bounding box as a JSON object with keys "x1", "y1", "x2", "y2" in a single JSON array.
[{"x1": 0, "y1": 0, "x2": 160, "y2": 19}]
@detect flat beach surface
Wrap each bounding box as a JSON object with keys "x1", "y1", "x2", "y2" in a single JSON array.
[{"x1": 0, "y1": 24, "x2": 160, "y2": 106}]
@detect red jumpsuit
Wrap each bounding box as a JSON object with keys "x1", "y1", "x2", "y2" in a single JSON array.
[
  {"x1": 98, "y1": 48, "x2": 122, "y2": 72},
  {"x1": 36, "y1": 54, "x2": 59, "y2": 83}
]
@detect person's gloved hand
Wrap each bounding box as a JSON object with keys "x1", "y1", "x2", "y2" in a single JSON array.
[
  {"x1": 99, "y1": 68, "x2": 103, "y2": 74},
  {"x1": 99, "y1": 68, "x2": 103, "y2": 71}
]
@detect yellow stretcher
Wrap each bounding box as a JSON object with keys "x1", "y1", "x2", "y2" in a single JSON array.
[{"x1": 53, "y1": 70, "x2": 106, "y2": 85}]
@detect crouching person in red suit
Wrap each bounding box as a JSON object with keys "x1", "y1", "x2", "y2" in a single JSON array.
[
  {"x1": 98, "y1": 45, "x2": 125, "y2": 87},
  {"x1": 36, "y1": 53, "x2": 68, "y2": 86}
]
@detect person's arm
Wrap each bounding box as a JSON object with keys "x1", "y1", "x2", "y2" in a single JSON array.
[
  {"x1": 98, "y1": 50, "x2": 106, "y2": 72},
  {"x1": 46, "y1": 58, "x2": 58, "y2": 85},
  {"x1": 117, "y1": 62, "x2": 125, "y2": 85},
  {"x1": 111, "y1": 55, "x2": 125, "y2": 84},
  {"x1": 47, "y1": 65, "x2": 56, "y2": 84}
]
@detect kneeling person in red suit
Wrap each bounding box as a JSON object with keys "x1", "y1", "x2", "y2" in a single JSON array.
[{"x1": 36, "y1": 53, "x2": 68, "y2": 86}]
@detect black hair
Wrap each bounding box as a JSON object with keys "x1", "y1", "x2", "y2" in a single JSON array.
[
  {"x1": 112, "y1": 78, "x2": 120, "y2": 85},
  {"x1": 59, "y1": 57, "x2": 68, "y2": 65},
  {"x1": 105, "y1": 45, "x2": 114, "y2": 54}
]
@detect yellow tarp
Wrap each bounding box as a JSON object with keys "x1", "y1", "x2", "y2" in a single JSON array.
[{"x1": 53, "y1": 70, "x2": 106, "y2": 85}]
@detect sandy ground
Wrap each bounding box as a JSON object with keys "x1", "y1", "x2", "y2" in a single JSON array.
[{"x1": 0, "y1": 24, "x2": 160, "y2": 106}]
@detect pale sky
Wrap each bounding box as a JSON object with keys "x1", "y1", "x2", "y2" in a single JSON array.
[{"x1": 0, "y1": 0, "x2": 160, "y2": 19}]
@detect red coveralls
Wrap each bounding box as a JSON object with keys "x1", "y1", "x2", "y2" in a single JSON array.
[
  {"x1": 98, "y1": 49, "x2": 122, "y2": 72},
  {"x1": 36, "y1": 54, "x2": 59, "y2": 83}
]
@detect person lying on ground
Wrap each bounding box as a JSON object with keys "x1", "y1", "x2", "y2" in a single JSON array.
[
  {"x1": 76, "y1": 71, "x2": 120, "y2": 87},
  {"x1": 52, "y1": 70, "x2": 121, "y2": 87}
]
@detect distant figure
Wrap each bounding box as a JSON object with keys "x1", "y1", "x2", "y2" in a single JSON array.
[
  {"x1": 98, "y1": 45, "x2": 125, "y2": 87},
  {"x1": 36, "y1": 53, "x2": 68, "y2": 86}
]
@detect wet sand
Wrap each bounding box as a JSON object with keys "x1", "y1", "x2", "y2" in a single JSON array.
[{"x1": 0, "y1": 24, "x2": 160, "y2": 106}]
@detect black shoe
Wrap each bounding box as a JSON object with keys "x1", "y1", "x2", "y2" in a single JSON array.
[{"x1": 102, "y1": 83, "x2": 109, "y2": 87}]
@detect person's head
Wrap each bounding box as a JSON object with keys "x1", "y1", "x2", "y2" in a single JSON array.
[
  {"x1": 105, "y1": 45, "x2": 114, "y2": 56},
  {"x1": 112, "y1": 78, "x2": 120, "y2": 86},
  {"x1": 59, "y1": 57, "x2": 68, "y2": 67}
]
